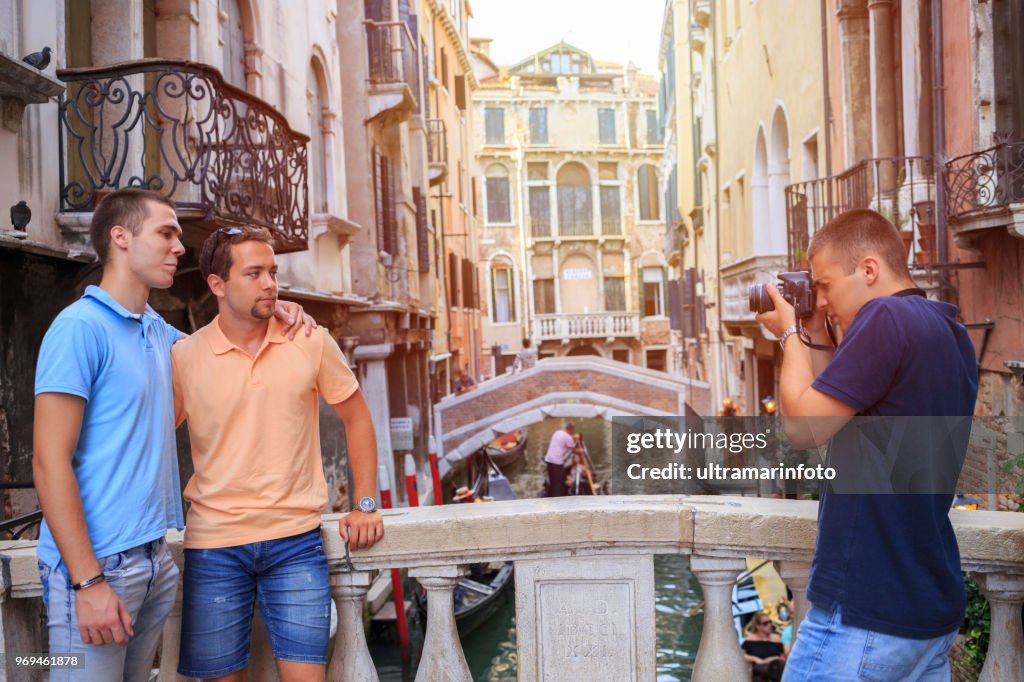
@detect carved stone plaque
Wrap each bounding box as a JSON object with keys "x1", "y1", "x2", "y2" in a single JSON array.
[{"x1": 514, "y1": 554, "x2": 655, "y2": 681}]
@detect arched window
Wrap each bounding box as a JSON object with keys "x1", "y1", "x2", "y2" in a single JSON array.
[
  {"x1": 490, "y1": 257, "x2": 515, "y2": 323},
  {"x1": 485, "y1": 164, "x2": 511, "y2": 223},
  {"x1": 307, "y1": 61, "x2": 329, "y2": 214},
  {"x1": 637, "y1": 164, "x2": 660, "y2": 221},
  {"x1": 557, "y1": 163, "x2": 592, "y2": 236},
  {"x1": 222, "y1": 0, "x2": 247, "y2": 89}
]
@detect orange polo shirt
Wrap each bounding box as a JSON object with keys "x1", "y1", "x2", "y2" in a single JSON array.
[{"x1": 171, "y1": 317, "x2": 358, "y2": 549}]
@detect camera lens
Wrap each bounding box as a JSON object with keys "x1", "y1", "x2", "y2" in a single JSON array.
[{"x1": 748, "y1": 283, "x2": 774, "y2": 314}]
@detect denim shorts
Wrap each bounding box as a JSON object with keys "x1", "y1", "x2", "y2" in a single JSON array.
[
  {"x1": 38, "y1": 538, "x2": 178, "y2": 682},
  {"x1": 177, "y1": 527, "x2": 330, "y2": 678},
  {"x1": 782, "y1": 605, "x2": 959, "y2": 682}
]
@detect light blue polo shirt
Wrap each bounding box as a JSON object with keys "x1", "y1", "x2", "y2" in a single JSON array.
[{"x1": 35, "y1": 285, "x2": 185, "y2": 568}]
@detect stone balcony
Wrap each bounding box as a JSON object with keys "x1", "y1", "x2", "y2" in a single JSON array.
[
  {"x1": 532, "y1": 311, "x2": 640, "y2": 342},
  {"x1": 1, "y1": 496, "x2": 1022, "y2": 680}
]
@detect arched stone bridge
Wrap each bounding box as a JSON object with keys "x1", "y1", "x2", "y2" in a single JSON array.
[{"x1": 433, "y1": 357, "x2": 712, "y2": 471}]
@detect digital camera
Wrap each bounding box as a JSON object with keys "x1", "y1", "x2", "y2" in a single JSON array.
[{"x1": 748, "y1": 271, "x2": 816, "y2": 318}]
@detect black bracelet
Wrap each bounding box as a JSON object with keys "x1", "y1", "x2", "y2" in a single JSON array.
[{"x1": 71, "y1": 573, "x2": 105, "y2": 591}]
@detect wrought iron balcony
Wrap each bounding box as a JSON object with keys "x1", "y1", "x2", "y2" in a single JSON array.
[
  {"x1": 57, "y1": 59, "x2": 309, "y2": 252},
  {"x1": 426, "y1": 118, "x2": 447, "y2": 186},
  {"x1": 602, "y1": 214, "x2": 622, "y2": 235},
  {"x1": 529, "y1": 215, "x2": 551, "y2": 238},
  {"x1": 364, "y1": 21, "x2": 418, "y2": 120},
  {"x1": 944, "y1": 141, "x2": 1024, "y2": 242},
  {"x1": 784, "y1": 156, "x2": 936, "y2": 268}
]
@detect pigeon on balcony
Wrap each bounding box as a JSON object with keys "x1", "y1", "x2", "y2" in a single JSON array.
[
  {"x1": 11, "y1": 201, "x2": 31, "y2": 231},
  {"x1": 22, "y1": 47, "x2": 51, "y2": 70}
]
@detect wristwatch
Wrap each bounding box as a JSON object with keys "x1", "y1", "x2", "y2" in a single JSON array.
[
  {"x1": 358, "y1": 496, "x2": 378, "y2": 513},
  {"x1": 777, "y1": 325, "x2": 809, "y2": 351}
]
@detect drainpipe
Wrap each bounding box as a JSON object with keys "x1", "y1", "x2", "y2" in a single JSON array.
[
  {"x1": 711, "y1": 4, "x2": 726, "y2": 410},
  {"x1": 821, "y1": 0, "x2": 833, "y2": 187},
  {"x1": 931, "y1": 0, "x2": 949, "y2": 293}
]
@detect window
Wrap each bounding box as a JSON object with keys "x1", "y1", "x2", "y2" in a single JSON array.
[
  {"x1": 604, "y1": 277, "x2": 625, "y2": 311},
  {"x1": 638, "y1": 165, "x2": 660, "y2": 220},
  {"x1": 612, "y1": 349, "x2": 630, "y2": 364},
  {"x1": 527, "y1": 162, "x2": 548, "y2": 180},
  {"x1": 529, "y1": 187, "x2": 551, "y2": 237},
  {"x1": 440, "y1": 47, "x2": 449, "y2": 89},
  {"x1": 448, "y1": 251, "x2": 458, "y2": 306},
  {"x1": 307, "y1": 63, "x2": 329, "y2": 214},
  {"x1": 372, "y1": 147, "x2": 397, "y2": 254},
  {"x1": 533, "y1": 278, "x2": 556, "y2": 314},
  {"x1": 462, "y1": 257, "x2": 477, "y2": 309},
  {"x1": 643, "y1": 267, "x2": 664, "y2": 317},
  {"x1": 646, "y1": 110, "x2": 662, "y2": 144},
  {"x1": 491, "y1": 260, "x2": 515, "y2": 323},
  {"x1": 485, "y1": 165, "x2": 511, "y2": 223},
  {"x1": 529, "y1": 107, "x2": 548, "y2": 144},
  {"x1": 485, "y1": 107, "x2": 504, "y2": 144},
  {"x1": 599, "y1": 186, "x2": 621, "y2": 235},
  {"x1": 556, "y1": 163, "x2": 592, "y2": 236},
  {"x1": 598, "y1": 108, "x2": 616, "y2": 144},
  {"x1": 454, "y1": 74, "x2": 466, "y2": 110},
  {"x1": 646, "y1": 349, "x2": 667, "y2": 372}
]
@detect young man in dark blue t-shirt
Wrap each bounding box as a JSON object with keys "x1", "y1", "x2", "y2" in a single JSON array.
[{"x1": 756, "y1": 208, "x2": 978, "y2": 681}]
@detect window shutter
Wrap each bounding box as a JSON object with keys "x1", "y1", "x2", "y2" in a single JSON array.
[
  {"x1": 668, "y1": 278, "x2": 680, "y2": 330},
  {"x1": 455, "y1": 75, "x2": 466, "y2": 110},
  {"x1": 414, "y1": 187, "x2": 429, "y2": 272},
  {"x1": 372, "y1": 147, "x2": 384, "y2": 253}
]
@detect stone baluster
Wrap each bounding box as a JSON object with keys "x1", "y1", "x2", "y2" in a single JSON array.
[
  {"x1": 410, "y1": 565, "x2": 471, "y2": 682},
  {"x1": 690, "y1": 556, "x2": 748, "y2": 681},
  {"x1": 158, "y1": 582, "x2": 192, "y2": 681},
  {"x1": 774, "y1": 559, "x2": 811, "y2": 638},
  {"x1": 328, "y1": 571, "x2": 378, "y2": 682},
  {"x1": 974, "y1": 571, "x2": 1024, "y2": 682}
]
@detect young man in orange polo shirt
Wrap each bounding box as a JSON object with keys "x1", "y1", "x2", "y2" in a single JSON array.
[{"x1": 171, "y1": 227, "x2": 383, "y2": 681}]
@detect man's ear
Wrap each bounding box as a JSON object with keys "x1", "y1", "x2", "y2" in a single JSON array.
[
  {"x1": 860, "y1": 256, "x2": 880, "y2": 285},
  {"x1": 109, "y1": 225, "x2": 131, "y2": 252},
  {"x1": 207, "y1": 273, "x2": 227, "y2": 298}
]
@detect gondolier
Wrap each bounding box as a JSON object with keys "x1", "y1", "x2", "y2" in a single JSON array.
[{"x1": 543, "y1": 422, "x2": 580, "y2": 497}]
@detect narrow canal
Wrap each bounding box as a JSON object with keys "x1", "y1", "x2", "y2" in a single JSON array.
[{"x1": 371, "y1": 418, "x2": 706, "y2": 681}]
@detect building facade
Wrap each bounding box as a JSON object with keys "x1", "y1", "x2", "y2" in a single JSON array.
[{"x1": 470, "y1": 41, "x2": 669, "y2": 374}]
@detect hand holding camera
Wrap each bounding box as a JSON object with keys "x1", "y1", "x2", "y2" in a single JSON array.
[{"x1": 750, "y1": 271, "x2": 828, "y2": 339}]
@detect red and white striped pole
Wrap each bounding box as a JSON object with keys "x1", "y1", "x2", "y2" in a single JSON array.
[
  {"x1": 427, "y1": 436, "x2": 443, "y2": 505},
  {"x1": 378, "y1": 464, "x2": 410, "y2": 660},
  {"x1": 403, "y1": 453, "x2": 419, "y2": 508}
]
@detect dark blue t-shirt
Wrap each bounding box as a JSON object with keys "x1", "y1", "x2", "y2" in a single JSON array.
[{"x1": 808, "y1": 292, "x2": 978, "y2": 639}]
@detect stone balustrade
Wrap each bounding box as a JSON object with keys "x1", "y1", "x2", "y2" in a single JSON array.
[{"x1": 1, "y1": 495, "x2": 1022, "y2": 681}]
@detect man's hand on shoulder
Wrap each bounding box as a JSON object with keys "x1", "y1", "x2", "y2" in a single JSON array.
[
  {"x1": 273, "y1": 300, "x2": 317, "y2": 340},
  {"x1": 339, "y1": 510, "x2": 384, "y2": 551},
  {"x1": 75, "y1": 580, "x2": 134, "y2": 646}
]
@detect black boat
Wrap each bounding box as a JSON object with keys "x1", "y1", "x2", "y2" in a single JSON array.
[
  {"x1": 484, "y1": 430, "x2": 528, "y2": 472},
  {"x1": 418, "y1": 450, "x2": 515, "y2": 637}
]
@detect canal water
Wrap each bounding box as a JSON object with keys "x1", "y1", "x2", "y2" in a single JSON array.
[{"x1": 372, "y1": 418, "x2": 705, "y2": 681}]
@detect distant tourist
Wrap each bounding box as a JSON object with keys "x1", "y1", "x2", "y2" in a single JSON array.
[
  {"x1": 543, "y1": 422, "x2": 580, "y2": 497},
  {"x1": 512, "y1": 338, "x2": 537, "y2": 373},
  {"x1": 741, "y1": 611, "x2": 786, "y2": 682},
  {"x1": 454, "y1": 364, "x2": 477, "y2": 394},
  {"x1": 564, "y1": 449, "x2": 595, "y2": 496}
]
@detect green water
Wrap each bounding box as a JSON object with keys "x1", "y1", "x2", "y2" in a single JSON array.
[{"x1": 373, "y1": 418, "x2": 705, "y2": 681}]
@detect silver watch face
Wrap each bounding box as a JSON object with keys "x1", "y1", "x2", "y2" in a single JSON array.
[{"x1": 358, "y1": 496, "x2": 377, "y2": 513}]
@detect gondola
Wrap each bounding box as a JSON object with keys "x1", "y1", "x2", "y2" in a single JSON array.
[
  {"x1": 541, "y1": 431, "x2": 607, "y2": 497},
  {"x1": 417, "y1": 450, "x2": 515, "y2": 637},
  {"x1": 484, "y1": 429, "x2": 528, "y2": 472}
]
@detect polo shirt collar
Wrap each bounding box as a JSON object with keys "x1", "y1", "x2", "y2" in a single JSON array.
[
  {"x1": 209, "y1": 315, "x2": 288, "y2": 356},
  {"x1": 83, "y1": 284, "x2": 155, "y2": 322}
]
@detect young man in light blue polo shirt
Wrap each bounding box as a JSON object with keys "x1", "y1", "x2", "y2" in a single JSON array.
[{"x1": 33, "y1": 188, "x2": 311, "y2": 681}]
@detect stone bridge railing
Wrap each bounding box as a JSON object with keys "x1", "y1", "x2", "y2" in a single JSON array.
[{"x1": 1, "y1": 496, "x2": 1022, "y2": 681}]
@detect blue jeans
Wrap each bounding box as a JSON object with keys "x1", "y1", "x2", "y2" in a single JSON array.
[
  {"x1": 782, "y1": 605, "x2": 959, "y2": 681},
  {"x1": 38, "y1": 537, "x2": 179, "y2": 682},
  {"x1": 178, "y1": 528, "x2": 330, "y2": 678}
]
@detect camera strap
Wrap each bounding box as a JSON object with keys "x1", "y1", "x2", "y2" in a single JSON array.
[{"x1": 796, "y1": 318, "x2": 836, "y2": 352}]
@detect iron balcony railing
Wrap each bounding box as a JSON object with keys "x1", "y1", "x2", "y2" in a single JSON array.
[
  {"x1": 426, "y1": 118, "x2": 447, "y2": 166},
  {"x1": 529, "y1": 215, "x2": 551, "y2": 238},
  {"x1": 784, "y1": 156, "x2": 936, "y2": 268},
  {"x1": 365, "y1": 20, "x2": 419, "y2": 106},
  {"x1": 944, "y1": 140, "x2": 1024, "y2": 219},
  {"x1": 602, "y1": 214, "x2": 622, "y2": 235},
  {"x1": 57, "y1": 59, "x2": 310, "y2": 251}
]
